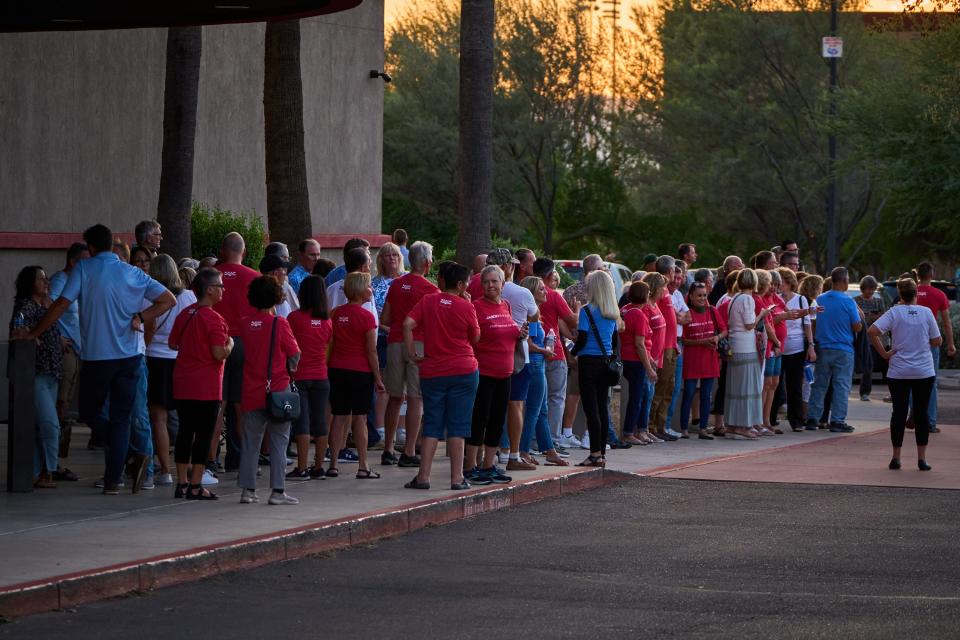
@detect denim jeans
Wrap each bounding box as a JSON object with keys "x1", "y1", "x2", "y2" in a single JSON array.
[
  {"x1": 421, "y1": 371, "x2": 479, "y2": 440},
  {"x1": 521, "y1": 360, "x2": 556, "y2": 453},
  {"x1": 665, "y1": 351, "x2": 684, "y2": 430},
  {"x1": 34, "y1": 373, "x2": 60, "y2": 475},
  {"x1": 128, "y1": 356, "x2": 155, "y2": 477},
  {"x1": 807, "y1": 348, "x2": 854, "y2": 423},
  {"x1": 79, "y1": 356, "x2": 140, "y2": 486},
  {"x1": 545, "y1": 358, "x2": 568, "y2": 439},
  {"x1": 681, "y1": 378, "x2": 715, "y2": 431},
  {"x1": 622, "y1": 360, "x2": 654, "y2": 435}
]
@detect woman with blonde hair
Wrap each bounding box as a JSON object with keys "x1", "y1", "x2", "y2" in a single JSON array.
[
  {"x1": 570, "y1": 270, "x2": 623, "y2": 466},
  {"x1": 146, "y1": 254, "x2": 197, "y2": 486},
  {"x1": 725, "y1": 268, "x2": 774, "y2": 439}
]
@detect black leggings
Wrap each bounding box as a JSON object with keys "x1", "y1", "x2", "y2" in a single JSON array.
[
  {"x1": 578, "y1": 356, "x2": 610, "y2": 455},
  {"x1": 469, "y1": 375, "x2": 510, "y2": 447},
  {"x1": 888, "y1": 377, "x2": 935, "y2": 448},
  {"x1": 174, "y1": 399, "x2": 220, "y2": 465},
  {"x1": 711, "y1": 360, "x2": 727, "y2": 416},
  {"x1": 781, "y1": 351, "x2": 806, "y2": 427}
]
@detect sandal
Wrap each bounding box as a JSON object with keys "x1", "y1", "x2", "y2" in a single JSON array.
[
  {"x1": 326, "y1": 466, "x2": 339, "y2": 478},
  {"x1": 186, "y1": 484, "x2": 219, "y2": 500},
  {"x1": 544, "y1": 456, "x2": 570, "y2": 466},
  {"x1": 576, "y1": 455, "x2": 604, "y2": 467},
  {"x1": 356, "y1": 468, "x2": 381, "y2": 479},
  {"x1": 404, "y1": 476, "x2": 430, "y2": 490},
  {"x1": 174, "y1": 482, "x2": 188, "y2": 498}
]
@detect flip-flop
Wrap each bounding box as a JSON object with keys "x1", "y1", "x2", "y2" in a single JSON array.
[
  {"x1": 404, "y1": 476, "x2": 430, "y2": 490},
  {"x1": 356, "y1": 468, "x2": 381, "y2": 479},
  {"x1": 544, "y1": 458, "x2": 570, "y2": 466}
]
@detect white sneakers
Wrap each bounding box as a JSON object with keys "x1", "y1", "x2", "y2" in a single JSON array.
[
  {"x1": 268, "y1": 492, "x2": 299, "y2": 505},
  {"x1": 557, "y1": 433, "x2": 583, "y2": 450},
  {"x1": 240, "y1": 488, "x2": 259, "y2": 503},
  {"x1": 201, "y1": 469, "x2": 219, "y2": 486}
]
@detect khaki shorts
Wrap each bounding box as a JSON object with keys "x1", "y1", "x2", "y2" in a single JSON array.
[
  {"x1": 566, "y1": 359, "x2": 580, "y2": 397},
  {"x1": 57, "y1": 346, "x2": 80, "y2": 407},
  {"x1": 385, "y1": 341, "x2": 422, "y2": 398}
]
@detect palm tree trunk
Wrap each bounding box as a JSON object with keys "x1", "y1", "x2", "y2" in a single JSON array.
[
  {"x1": 456, "y1": 0, "x2": 495, "y2": 266},
  {"x1": 264, "y1": 19, "x2": 312, "y2": 249},
  {"x1": 156, "y1": 26, "x2": 202, "y2": 260}
]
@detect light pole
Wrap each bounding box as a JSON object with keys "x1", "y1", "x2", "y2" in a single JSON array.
[{"x1": 825, "y1": 0, "x2": 839, "y2": 269}]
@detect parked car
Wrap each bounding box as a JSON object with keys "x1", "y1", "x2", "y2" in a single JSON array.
[
  {"x1": 882, "y1": 279, "x2": 957, "y2": 305},
  {"x1": 555, "y1": 259, "x2": 634, "y2": 295}
]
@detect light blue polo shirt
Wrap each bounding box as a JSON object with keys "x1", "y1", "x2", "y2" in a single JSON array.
[
  {"x1": 814, "y1": 289, "x2": 861, "y2": 353},
  {"x1": 578, "y1": 304, "x2": 617, "y2": 356},
  {"x1": 48, "y1": 269, "x2": 81, "y2": 352},
  {"x1": 59, "y1": 252, "x2": 167, "y2": 361}
]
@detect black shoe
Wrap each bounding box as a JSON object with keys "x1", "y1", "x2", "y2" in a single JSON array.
[
  {"x1": 803, "y1": 419, "x2": 819, "y2": 431},
  {"x1": 205, "y1": 461, "x2": 220, "y2": 477},
  {"x1": 307, "y1": 465, "x2": 326, "y2": 479},
  {"x1": 128, "y1": 454, "x2": 148, "y2": 493},
  {"x1": 285, "y1": 467, "x2": 311, "y2": 481},
  {"x1": 610, "y1": 441, "x2": 632, "y2": 449},
  {"x1": 888, "y1": 458, "x2": 901, "y2": 470},
  {"x1": 698, "y1": 433, "x2": 714, "y2": 440},
  {"x1": 398, "y1": 453, "x2": 421, "y2": 468},
  {"x1": 829, "y1": 422, "x2": 855, "y2": 433},
  {"x1": 918, "y1": 459, "x2": 932, "y2": 471},
  {"x1": 381, "y1": 451, "x2": 399, "y2": 466}
]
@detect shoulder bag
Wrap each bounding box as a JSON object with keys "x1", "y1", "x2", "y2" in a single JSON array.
[
  {"x1": 584, "y1": 306, "x2": 622, "y2": 387},
  {"x1": 265, "y1": 316, "x2": 300, "y2": 422},
  {"x1": 709, "y1": 306, "x2": 731, "y2": 361}
]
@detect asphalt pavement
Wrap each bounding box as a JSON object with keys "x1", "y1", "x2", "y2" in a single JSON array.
[{"x1": 4, "y1": 478, "x2": 960, "y2": 639}]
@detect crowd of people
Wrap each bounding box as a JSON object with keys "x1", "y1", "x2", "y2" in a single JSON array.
[{"x1": 12, "y1": 224, "x2": 956, "y2": 499}]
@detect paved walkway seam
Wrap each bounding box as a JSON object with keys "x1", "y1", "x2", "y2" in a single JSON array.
[{"x1": 0, "y1": 467, "x2": 632, "y2": 619}]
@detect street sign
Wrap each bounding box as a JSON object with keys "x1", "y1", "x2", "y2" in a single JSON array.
[{"x1": 822, "y1": 36, "x2": 843, "y2": 58}]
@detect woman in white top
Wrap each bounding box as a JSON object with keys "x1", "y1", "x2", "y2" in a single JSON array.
[
  {"x1": 724, "y1": 268, "x2": 774, "y2": 439},
  {"x1": 776, "y1": 268, "x2": 816, "y2": 431},
  {"x1": 146, "y1": 255, "x2": 197, "y2": 485},
  {"x1": 868, "y1": 278, "x2": 942, "y2": 471}
]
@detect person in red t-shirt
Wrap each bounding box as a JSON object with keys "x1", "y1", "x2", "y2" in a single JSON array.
[
  {"x1": 327, "y1": 272, "x2": 385, "y2": 480},
  {"x1": 650, "y1": 257, "x2": 680, "y2": 439},
  {"x1": 754, "y1": 270, "x2": 787, "y2": 435},
  {"x1": 213, "y1": 232, "x2": 261, "y2": 472},
  {"x1": 917, "y1": 262, "x2": 956, "y2": 431},
  {"x1": 402, "y1": 262, "x2": 480, "y2": 491},
  {"x1": 380, "y1": 241, "x2": 438, "y2": 466},
  {"x1": 286, "y1": 275, "x2": 333, "y2": 479},
  {"x1": 621, "y1": 282, "x2": 658, "y2": 445},
  {"x1": 680, "y1": 282, "x2": 727, "y2": 440},
  {"x1": 642, "y1": 271, "x2": 674, "y2": 440},
  {"x1": 465, "y1": 265, "x2": 526, "y2": 484},
  {"x1": 168, "y1": 268, "x2": 233, "y2": 500},
  {"x1": 237, "y1": 276, "x2": 302, "y2": 506}
]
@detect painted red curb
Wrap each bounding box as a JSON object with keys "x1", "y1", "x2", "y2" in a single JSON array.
[
  {"x1": 636, "y1": 429, "x2": 886, "y2": 477},
  {"x1": 0, "y1": 467, "x2": 631, "y2": 619}
]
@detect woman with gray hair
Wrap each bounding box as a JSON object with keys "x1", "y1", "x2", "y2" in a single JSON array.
[{"x1": 725, "y1": 269, "x2": 774, "y2": 439}]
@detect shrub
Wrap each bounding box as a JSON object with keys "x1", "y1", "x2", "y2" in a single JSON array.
[{"x1": 191, "y1": 202, "x2": 265, "y2": 269}]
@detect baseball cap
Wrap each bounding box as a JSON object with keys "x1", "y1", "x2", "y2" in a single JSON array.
[
  {"x1": 486, "y1": 248, "x2": 519, "y2": 266},
  {"x1": 259, "y1": 254, "x2": 288, "y2": 273}
]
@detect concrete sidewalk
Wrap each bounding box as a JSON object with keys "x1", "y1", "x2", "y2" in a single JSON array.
[{"x1": 0, "y1": 392, "x2": 951, "y2": 618}]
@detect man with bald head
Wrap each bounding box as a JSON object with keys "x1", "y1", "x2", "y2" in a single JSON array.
[
  {"x1": 709, "y1": 255, "x2": 744, "y2": 306},
  {"x1": 215, "y1": 232, "x2": 261, "y2": 471},
  {"x1": 289, "y1": 238, "x2": 322, "y2": 294}
]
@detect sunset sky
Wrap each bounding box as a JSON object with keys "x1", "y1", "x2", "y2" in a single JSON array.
[{"x1": 385, "y1": 0, "x2": 908, "y2": 26}]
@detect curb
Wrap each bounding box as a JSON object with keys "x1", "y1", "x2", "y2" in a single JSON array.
[{"x1": 0, "y1": 467, "x2": 632, "y2": 619}]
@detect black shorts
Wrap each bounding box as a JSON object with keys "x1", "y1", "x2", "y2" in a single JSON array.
[
  {"x1": 147, "y1": 356, "x2": 176, "y2": 409},
  {"x1": 293, "y1": 379, "x2": 330, "y2": 437},
  {"x1": 328, "y1": 368, "x2": 374, "y2": 416},
  {"x1": 222, "y1": 335, "x2": 244, "y2": 404}
]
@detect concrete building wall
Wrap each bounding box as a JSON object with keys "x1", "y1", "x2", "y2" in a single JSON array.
[{"x1": 0, "y1": 1, "x2": 385, "y2": 412}]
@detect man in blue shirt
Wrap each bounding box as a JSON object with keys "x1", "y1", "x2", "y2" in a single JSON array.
[
  {"x1": 23, "y1": 224, "x2": 175, "y2": 494},
  {"x1": 47, "y1": 242, "x2": 89, "y2": 478},
  {"x1": 804, "y1": 267, "x2": 863, "y2": 432},
  {"x1": 288, "y1": 238, "x2": 322, "y2": 294},
  {"x1": 325, "y1": 237, "x2": 370, "y2": 286}
]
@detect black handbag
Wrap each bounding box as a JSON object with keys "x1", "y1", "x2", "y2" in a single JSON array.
[
  {"x1": 265, "y1": 316, "x2": 300, "y2": 422},
  {"x1": 584, "y1": 306, "x2": 622, "y2": 387},
  {"x1": 709, "y1": 307, "x2": 731, "y2": 361}
]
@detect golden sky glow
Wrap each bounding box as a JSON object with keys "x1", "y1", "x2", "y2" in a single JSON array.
[{"x1": 385, "y1": 0, "x2": 909, "y2": 25}]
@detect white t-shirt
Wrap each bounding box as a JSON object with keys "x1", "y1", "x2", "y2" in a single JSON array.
[
  {"x1": 326, "y1": 279, "x2": 379, "y2": 325},
  {"x1": 501, "y1": 282, "x2": 538, "y2": 364},
  {"x1": 672, "y1": 289, "x2": 689, "y2": 338},
  {"x1": 871, "y1": 304, "x2": 941, "y2": 379},
  {"x1": 275, "y1": 280, "x2": 300, "y2": 318},
  {"x1": 783, "y1": 294, "x2": 811, "y2": 356},
  {"x1": 727, "y1": 294, "x2": 758, "y2": 353},
  {"x1": 147, "y1": 289, "x2": 198, "y2": 359}
]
